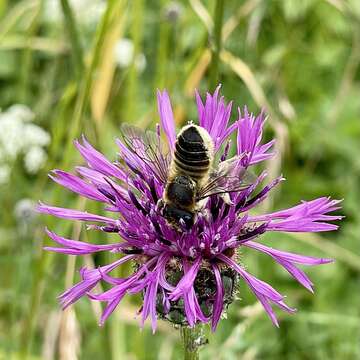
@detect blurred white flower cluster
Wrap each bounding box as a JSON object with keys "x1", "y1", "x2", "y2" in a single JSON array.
[
  {"x1": 14, "y1": 198, "x2": 38, "y2": 233},
  {"x1": 0, "y1": 105, "x2": 50, "y2": 184},
  {"x1": 43, "y1": 0, "x2": 106, "y2": 27},
  {"x1": 164, "y1": 1, "x2": 183, "y2": 23},
  {"x1": 114, "y1": 38, "x2": 147, "y2": 72},
  {"x1": 43, "y1": 1, "x2": 147, "y2": 73}
]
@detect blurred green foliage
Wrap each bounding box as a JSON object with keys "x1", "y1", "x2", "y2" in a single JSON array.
[{"x1": 0, "y1": 0, "x2": 359, "y2": 359}]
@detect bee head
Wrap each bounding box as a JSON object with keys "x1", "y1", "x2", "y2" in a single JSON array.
[
  {"x1": 165, "y1": 175, "x2": 196, "y2": 208},
  {"x1": 162, "y1": 204, "x2": 194, "y2": 230}
]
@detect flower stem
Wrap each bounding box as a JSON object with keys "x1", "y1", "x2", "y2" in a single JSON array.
[
  {"x1": 125, "y1": 0, "x2": 145, "y2": 123},
  {"x1": 60, "y1": 0, "x2": 84, "y2": 79},
  {"x1": 63, "y1": 0, "x2": 118, "y2": 167},
  {"x1": 18, "y1": 0, "x2": 43, "y2": 103},
  {"x1": 209, "y1": 0, "x2": 225, "y2": 91},
  {"x1": 181, "y1": 324, "x2": 207, "y2": 360}
]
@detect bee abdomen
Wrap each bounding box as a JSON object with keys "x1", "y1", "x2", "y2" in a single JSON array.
[
  {"x1": 172, "y1": 125, "x2": 213, "y2": 181},
  {"x1": 178, "y1": 133, "x2": 206, "y2": 153},
  {"x1": 174, "y1": 152, "x2": 209, "y2": 176},
  {"x1": 174, "y1": 147, "x2": 210, "y2": 166},
  {"x1": 173, "y1": 158, "x2": 208, "y2": 179}
]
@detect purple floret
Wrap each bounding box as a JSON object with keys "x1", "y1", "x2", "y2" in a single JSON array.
[{"x1": 39, "y1": 85, "x2": 341, "y2": 332}]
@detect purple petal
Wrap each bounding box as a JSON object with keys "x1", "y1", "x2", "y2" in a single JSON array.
[
  {"x1": 218, "y1": 254, "x2": 296, "y2": 326},
  {"x1": 251, "y1": 197, "x2": 343, "y2": 221},
  {"x1": 37, "y1": 202, "x2": 117, "y2": 225},
  {"x1": 59, "y1": 255, "x2": 134, "y2": 309},
  {"x1": 99, "y1": 296, "x2": 124, "y2": 326},
  {"x1": 244, "y1": 241, "x2": 333, "y2": 292},
  {"x1": 195, "y1": 85, "x2": 236, "y2": 151},
  {"x1": 218, "y1": 254, "x2": 284, "y2": 302},
  {"x1": 75, "y1": 137, "x2": 127, "y2": 180},
  {"x1": 248, "y1": 197, "x2": 342, "y2": 233},
  {"x1": 240, "y1": 176, "x2": 285, "y2": 212},
  {"x1": 141, "y1": 277, "x2": 159, "y2": 333},
  {"x1": 95, "y1": 270, "x2": 144, "y2": 325},
  {"x1": 183, "y1": 287, "x2": 209, "y2": 326},
  {"x1": 49, "y1": 170, "x2": 109, "y2": 202},
  {"x1": 90, "y1": 269, "x2": 147, "y2": 301},
  {"x1": 245, "y1": 241, "x2": 333, "y2": 265},
  {"x1": 267, "y1": 219, "x2": 339, "y2": 232},
  {"x1": 169, "y1": 257, "x2": 201, "y2": 301},
  {"x1": 157, "y1": 90, "x2": 176, "y2": 150},
  {"x1": 236, "y1": 108, "x2": 274, "y2": 166},
  {"x1": 256, "y1": 293, "x2": 280, "y2": 327},
  {"x1": 44, "y1": 228, "x2": 123, "y2": 255},
  {"x1": 195, "y1": 89, "x2": 205, "y2": 127},
  {"x1": 211, "y1": 263, "x2": 224, "y2": 331}
]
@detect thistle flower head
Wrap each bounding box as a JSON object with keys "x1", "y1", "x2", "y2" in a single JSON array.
[{"x1": 39, "y1": 86, "x2": 342, "y2": 332}]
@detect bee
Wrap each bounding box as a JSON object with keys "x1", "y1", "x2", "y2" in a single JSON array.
[
  {"x1": 161, "y1": 124, "x2": 213, "y2": 229},
  {"x1": 121, "y1": 123, "x2": 254, "y2": 230}
]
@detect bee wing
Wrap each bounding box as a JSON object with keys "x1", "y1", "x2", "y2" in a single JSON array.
[
  {"x1": 196, "y1": 155, "x2": 257, "y2": 200},
  {"x1": 120, "y1": 123, "x2": 170, "y2": 184}
]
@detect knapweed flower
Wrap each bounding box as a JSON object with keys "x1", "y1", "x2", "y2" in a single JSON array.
[{"x1": 39, "y1": 86, "x2": 342, "y2": 332}]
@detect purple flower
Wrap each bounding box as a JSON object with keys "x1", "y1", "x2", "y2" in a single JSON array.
[{"x1": 39, "y1": 85, "x2": 342, "y2": 332}]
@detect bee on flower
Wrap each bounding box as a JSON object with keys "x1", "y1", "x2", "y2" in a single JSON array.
[{"x1": 39, "y1": 86, "x2": 342, "y2": 332}]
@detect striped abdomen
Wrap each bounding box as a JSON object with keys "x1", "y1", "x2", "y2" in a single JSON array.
[{"x1": 171, "y1": 125, "x2": 214, "y2": 183}]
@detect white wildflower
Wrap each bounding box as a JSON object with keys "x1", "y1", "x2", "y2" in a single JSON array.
[
  {"x1": 14, "y1": 198, "x2": 37, "y2": 222},
  {"x1": 14, "y1": 198, "x2": 38, "y2": 235},
  {"x1": 7, "y1": 104, "x2": 35, "y2": 122},
  {"x1": 164, "y1": 1, "x2": 183, "y2": 23},
  {"x1": 114, "y1": 38, "x2": 147, "y2": 72},
  {"x1": 0, "y1": 114, "x2": 23, "y2": 161},
  {"x1": 23, "y1": 124, "x2": 51, "y2": 148},
  {"x1": 24, "y1": 146, "x2": 48, "y2": 174},
  {"x1": 43, "y1": 0, "x2": 106, "y2": 27},
  {"x1": 114, "y1": 38, "x2": 134, "y2": 68},
  {"x1": 0, "y1": 104, "x2": 50, "y2": 182}
]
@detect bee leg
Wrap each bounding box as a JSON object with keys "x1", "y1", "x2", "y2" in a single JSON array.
[
  {"x1": 219, "y1": 193, "x2": 234, "y2": 206},
  {"x1": 156, "y1": 199, "x2": 165, "y2": 212}
]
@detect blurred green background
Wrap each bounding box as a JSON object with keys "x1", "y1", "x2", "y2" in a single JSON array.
[{"x1": 0, "y1": 0, "x2": 359, "y2": 359}]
